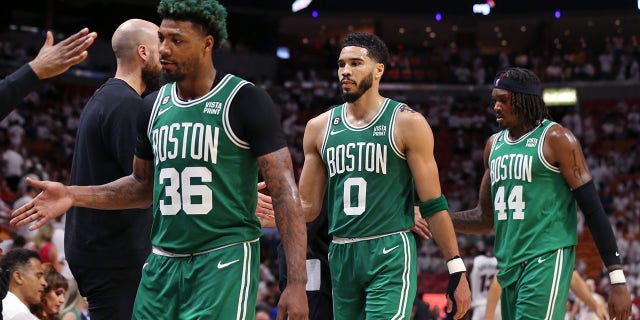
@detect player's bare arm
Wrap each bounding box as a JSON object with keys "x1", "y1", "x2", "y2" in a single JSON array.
[
  {"x1": 258, "y1": 147, "x2": 309, "y2": 319},
  {"x1": 543, "y1": 125, "x2": 592, "y2": 189},
  {"x1": 11, "y1": 156, "x2": 154, "y2": 230},
  {"x1": 450, "y1": 135, "x2": 496, "y2": 234},
  {"x1": 545, "y1": 125, "x2": 632, "y2": 319},
  {"x1": 396, "y1": 107, "x2": 471, "y2": 319},
  {"x1": 298, "y1": 112, "x2": 330, "y2": 222}
]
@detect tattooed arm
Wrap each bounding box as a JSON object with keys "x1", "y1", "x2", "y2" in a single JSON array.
[
  {"x1": 545, "y1": 124, "x2": 631, "y2": 320},
  {"x1": 11, "y1": 156, "x2": 154, "y2": 230},
  {"x1": 543, "y1": 125, "x2": 592, "y2": 188},
  {"x1": 449, "y1": 135, "x2": 496, "y2": 234},
  {"x1": 258, "y1": 147, "x2": 308, "y2": 319}
]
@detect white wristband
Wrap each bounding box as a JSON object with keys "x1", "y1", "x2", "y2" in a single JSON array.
[
  {"x1": 609, "y1": 269, "x2": 626, "y2": 285},
  {"x1": 447, "y1": 257, "x2": 466, "y2": 274}
]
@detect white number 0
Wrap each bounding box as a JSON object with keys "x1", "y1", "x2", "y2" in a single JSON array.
[
  {"x1": 494, "y1": 185, "x2": 525, "y2": 220},
  {"x1": 159, "y1": 167, "x2": 213, "y2": 215},
  {"x1": 343, "y1": 177, "x2": 366, "y2": 216}
]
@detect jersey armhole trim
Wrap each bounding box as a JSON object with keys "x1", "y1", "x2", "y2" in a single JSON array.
[
  {"x1": 320, "y1": 107, "x2": 336, "y2": 155},
  {"x1": 222, "y1": 79, "x2": 251, "y2": 149},
  {"x1": 389, "y1": 104, "x2": 406, "y2": 159},
  {"x1": 539, "y1": 122, "x2": 561, "y2": 172}
]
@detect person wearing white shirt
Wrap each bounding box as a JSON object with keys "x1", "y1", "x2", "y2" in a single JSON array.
[{"x1": 1, "y1": 248, "x2": 47, "y2": 320}]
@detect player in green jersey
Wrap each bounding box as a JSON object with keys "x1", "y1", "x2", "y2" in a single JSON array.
[
  {"x1": 298, "y1": 32, "x2": 470, "y2": 320},
  {"x1": 449, "y1": 67, "x2": 631, "y2": 319},
  {"x1": 9, "y1": 1, "x2": 308, "y2": 319}
]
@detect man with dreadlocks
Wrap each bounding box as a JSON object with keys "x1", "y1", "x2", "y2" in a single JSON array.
[
  {"x1": 449, "y1": 67, "x2": 632, "y2": 319},
  {"x1": 10, "y1": 0, "x2": 308, "y2": 319}
]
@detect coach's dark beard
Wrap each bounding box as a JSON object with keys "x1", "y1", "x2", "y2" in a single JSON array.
[
  {"x1": 342, "y1": 72, "x2": 373, "y2": 103},
  {"x1": 142, "y1": 67, "x2": 161, "y2": 92}
]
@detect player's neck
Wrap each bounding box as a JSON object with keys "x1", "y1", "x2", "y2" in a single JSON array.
[
  {"x1": 176, "y1": 66, "x2": 216, "y2": 101},
  {"x1": 346, "y1": 92, "x2": 385, "y2": 124}
]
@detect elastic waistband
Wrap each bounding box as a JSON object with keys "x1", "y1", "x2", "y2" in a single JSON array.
[
  {"x1": 151, "y1": 239, "x2": 259, "y2": 258},
  {"x1": 332, "y1": 230, "x2": 410, "y2": 244}
]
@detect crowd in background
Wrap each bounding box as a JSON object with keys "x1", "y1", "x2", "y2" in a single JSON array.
[{"x1": 0, "y1": 28, "x2": 639, "y2": 319}]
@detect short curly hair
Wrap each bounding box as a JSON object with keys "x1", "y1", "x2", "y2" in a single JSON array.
[
  {"x1": 343, "y1": 32, "x2": 389, "y2": 65},
  {"x1": 157, "y1": 0, "x2": 228, "y2": 48}
]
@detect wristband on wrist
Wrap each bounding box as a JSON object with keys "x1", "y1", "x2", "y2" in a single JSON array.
[
  {"x1": 446, "y1": 256, "x2": 466, "y2": 274},
  {"x1": 609, "y1": 269, "x2": 626, "y2": 285}
]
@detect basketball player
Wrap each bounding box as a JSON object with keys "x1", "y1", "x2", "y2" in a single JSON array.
[
  {"x1": 297, "y1": 32, "x2": 470, "y2": 319},
  {"x1": 10, "y1": 0, "x2": 308, "y2": 319},
  {"x1": 449, "y1": 67, "x2": 631, "y2": 319},
  {"x1": 0, "y1": 28, "x2": 96, "y2": 118},
  {"x1": 469, "y1": 238, "x2": 500, "y2": 320}
]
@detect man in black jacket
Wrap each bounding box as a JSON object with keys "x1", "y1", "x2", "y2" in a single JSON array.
[{"x1": 63, "y1": 19, "x2": 161, "y2": 320}]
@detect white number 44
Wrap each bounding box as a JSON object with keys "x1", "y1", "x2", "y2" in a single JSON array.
[{"x1": 494, "y1": 185, "x2": 525, "y2": 220}]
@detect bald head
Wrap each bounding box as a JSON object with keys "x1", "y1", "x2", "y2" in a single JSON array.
[{"x1": 112, "y1": 19, "x2": 159, "y2": 60}]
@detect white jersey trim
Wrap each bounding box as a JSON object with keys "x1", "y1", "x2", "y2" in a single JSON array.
[
  {"x1": 341, "y1": 98, "x2": 390, "y2": 131},
  {"x1": 147, "y1": 84, "x2": 171, "y2": 138},
  {"x1": 170, "y1": 73, "x2": 234, "y2": 108},
  {"x1": 236, "y1": 241, "x2": 253, "y2": 320},
  {"x1": 222, "y1": 77, "x2": 251, "y2": 149},
  {"x1": 538, "y1": 122, "x2": 561, "y2": 173},
  {"x1": 389, "y1": 103, "x2": 406, "y2": 159},
  {"x1": 320, "y1": 108, "x2": 336, "y2": 156},
  {"x1": 391, "y1": 232, "x2": 412, "y2": 320},
  {"x1": 544, "y1": 247, "x2": 564, "y2": 320}
]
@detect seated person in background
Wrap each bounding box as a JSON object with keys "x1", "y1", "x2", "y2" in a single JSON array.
[
  {"x1": 30, "y1": 263, "x2": 68, "y2": 320},
  {"x1": 1, "y1": 248, "x2": 47, "y2": 320},
  {"x1": 61, "y1": 279, "x2": 88, "y2": 320}
]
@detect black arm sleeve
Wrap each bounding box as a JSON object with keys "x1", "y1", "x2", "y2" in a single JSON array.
[
  {"x1": 573, "y1": 180, "x2": 621, "y2": 267},
  {"x1": 228, "y1": 84, "x2": 287, "y2": 157},
  {"x1": 134, "y1": 91, "x2": 158, "y2": 160},
  {"x1": 0, "y1": 64, "x2": 40, "y2": 119}
]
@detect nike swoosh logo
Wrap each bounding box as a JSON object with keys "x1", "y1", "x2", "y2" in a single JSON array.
[
  {"x1": 330, "y1": 129, "x2": 346, "y2": 136},
  {"x1": 616, "y1": 251, "x2": 620, "y2": 257},
  {"x1": 382, "y1": 245, "x2": 399, "y2": 255},
  {"x1": 494, "y1": 143, "x2": 503, "y2": 150},
  {"x1": 158, "y1": 106, "x2": 173, "y2": 116},
  {"x1": 538, "y1": 257, "x2": 546, "y2": 263},
  {"x1": 217, "y1": 259, "x2": 240, "y2": 269}
]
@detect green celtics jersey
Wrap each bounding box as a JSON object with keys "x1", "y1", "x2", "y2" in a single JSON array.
[
  {"x1": 146, "y1": 74, "x2": 261, "y2": 254},
  {"x1": 489, "y1": 119, "x2": 577, "y2": 282},
  {"x1": 321, "y1": 99, "x2": 415, "y2": 238}
]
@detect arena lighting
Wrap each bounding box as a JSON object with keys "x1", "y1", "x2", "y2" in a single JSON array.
[
  {"x1": 291, "y1": 0, "x2": 312, "y2": 12},
  {"x1": 435, "y1": 12, "x2": 443, "y2": 21},
  {"x1": 543, "y1": 87, "x2": 578, "y2": 106},
  {"x1": 555, "y1": 9, "x2": 561, "y2": 19},
  {"x1": 473, "y1": 3, "x2": 491, "y2": 15}
]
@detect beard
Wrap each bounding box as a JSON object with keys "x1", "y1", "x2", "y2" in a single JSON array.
[
  {"x1": 160, "y1": 70, "x2": 184, "y2": 86},
  {"x1": 142, "y1": 65, "x2": 161, "y2": 92},
  {"x1": 341, "y1": 72, "x2": 373, "y2": 103}
]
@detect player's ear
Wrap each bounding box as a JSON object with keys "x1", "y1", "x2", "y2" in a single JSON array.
[{"x1": 203, "y1": 35, "x2": 214, "y2": 53}]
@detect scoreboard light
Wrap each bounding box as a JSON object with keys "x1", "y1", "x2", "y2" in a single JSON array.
[{"x1": 543, "y1": 87, "x2": 578, "y2": 106}]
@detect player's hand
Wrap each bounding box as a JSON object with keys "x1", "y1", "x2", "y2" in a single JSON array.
[
  {"x1": 28, "y1": 28, "x2": 97, "y2": 79},
  {"x1": 276, "y1": 283, "x2": 309, "y2": 320},
  {"x1": 256, "y1": 181, "x2": 276, "y2": 227},
  {"x1": 595, "y1": 303, "x2": 610, "y2": 320},
  {"x1": 446, "y1": 272, "x2": 471, "y2": 319},
  {"x1": 411, "y1": 206, "x2": 432, "y2": 240},
  {"x1": 10, "y1": 177, "x2": 72, "y2": 230},
  {"x1": 608, "y1": 284, "x2": 631, "y2": 320}
]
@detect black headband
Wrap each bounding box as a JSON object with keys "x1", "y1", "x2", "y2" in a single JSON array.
[{"x1": 493, "y1": 76, "x2": 542, "y2": 96}]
